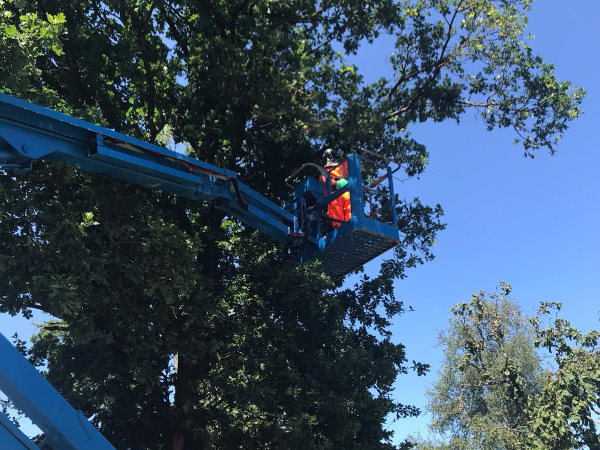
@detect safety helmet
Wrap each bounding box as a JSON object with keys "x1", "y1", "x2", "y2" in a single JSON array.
[{"x1": 323, "y1": 148, "x2": 340, "y2": 168}]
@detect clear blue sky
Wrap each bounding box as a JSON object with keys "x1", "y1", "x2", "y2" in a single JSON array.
[
  {"x1": 1, "y1": 0, "x2": 599, "y2": 444},
  {"x1": 350, "y1": 0, "x2": 600, "y2": 443}
]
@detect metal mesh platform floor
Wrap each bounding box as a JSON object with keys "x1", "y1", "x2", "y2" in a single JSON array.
[{"x1": 318, "y1": 228, "x2": 398, "y2": 279}]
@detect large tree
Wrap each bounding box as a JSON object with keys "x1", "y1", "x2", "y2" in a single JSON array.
[
  {"x1": 417, "y1": 284, "x2": 600, "y2": 449},
  {"x1": 0, "y1": 0, "x2": 584, "y2": 448},
  {"x1": 422, "y1": 283, "x2": 544, "y2": 449}
]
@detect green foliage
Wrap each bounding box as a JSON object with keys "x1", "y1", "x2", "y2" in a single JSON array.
[
  {"x1": 0, "y1": 0, "x2": 65, "y2": 103},
  {"x1": 528, "y1": 303, "x2": 600, "y2": 449},
  {"x1": 385, "y1": 0, "x2": 585, "y2": 156},
  {"x1": 0, "y1": 0, "x2": 584, "y2": 448},
  {"x1": 416, "y1": 285, "x2": 599, "y2": 449},
  {"x1": 421, "y1": 283, "x2": 543, "y2": 449}
]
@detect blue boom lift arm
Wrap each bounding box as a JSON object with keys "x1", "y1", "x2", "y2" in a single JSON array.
[
  {"x1": 0, "y1": 94, "x2": 402, "y2": 278},
  {"x1": 0, "y1": 332, "x2": 116, "y2": 450},
  {"x1": 0, "y1": 93, "x2": 402, "y2": 448},
  {"x1": 0, "y1": 94, "x2": 294, "y2": 243}
]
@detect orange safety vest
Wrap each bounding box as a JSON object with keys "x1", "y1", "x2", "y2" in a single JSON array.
[{"x1": 320, "y1": 162, "x2": 351, "y2": 228}]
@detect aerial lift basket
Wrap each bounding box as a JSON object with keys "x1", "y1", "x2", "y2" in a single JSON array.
[{"x1": 286, "y1": 152, "x2": 401, "y2": 279}]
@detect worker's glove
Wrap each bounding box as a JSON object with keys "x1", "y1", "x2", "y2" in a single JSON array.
[{"x1": 336, "y1": 178, "x2": 348, "y2": 189}]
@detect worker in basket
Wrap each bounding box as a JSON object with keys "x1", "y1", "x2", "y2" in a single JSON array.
[{"x1": 321, "y1": 149, "x2": 351, "y2": 228}]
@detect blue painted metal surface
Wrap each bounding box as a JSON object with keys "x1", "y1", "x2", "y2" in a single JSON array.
[
  {"x1": 289, "y1": 154, "x2": 401, "y2": 278},
  {"x1": 0, "y1": 94, "x2": 292, "y2": 243},
  {"x1": 0, "y1": 333, "x2": 115, "y2": 450},
  {"x1": 0, "y1": 410, "x2": 40, "y2": 449},
  {"x1": 0, "y1": 94, "x2": 401, "y2": 275}
]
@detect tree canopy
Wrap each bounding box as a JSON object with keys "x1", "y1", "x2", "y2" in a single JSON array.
[
  {"x1": 0, "y1": 0, "x2": 584, "y2": 448},
  {"x1": 417, "y1": 283, "x2": 600, "y2": 450}
]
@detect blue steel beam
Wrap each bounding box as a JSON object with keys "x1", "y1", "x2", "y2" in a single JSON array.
[
  {"x1": 0, "y1": 333, "x2": 115, "y2": 450},
  {"x1": 0, "y1": 94, "x2": 293, "y2": 243},
  {"x1": 0, "y1": 94, "x2": 401, "y2": 271},
  {"x1": 0, "y1": 411, "x2": 40, "y2": 449}
]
